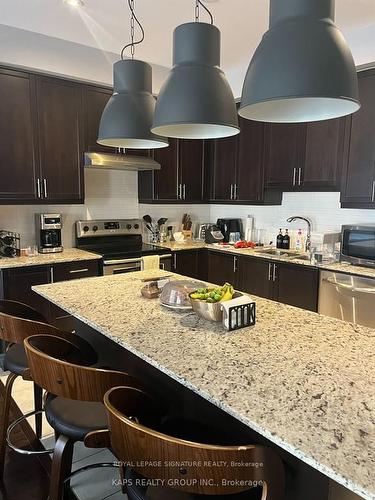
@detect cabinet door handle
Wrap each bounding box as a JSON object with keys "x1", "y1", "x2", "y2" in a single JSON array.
[
  {"x1": 230, "y1": 184, "x2": 233, "y2": 200},
  {"x1": 272, "y1": 263, "x2": 277, "y2": 282},
  {"x1": 69, "y1": 268, "x2": 89, "y2": 274},
  {"x1": 233, "y1": 256, "x2": 238, "y2": 273},
  {"x1": 36, "y1": 178, "x2": 41, "y2": 198},
  {"x1": 183, "y1": 184, "x2": 186, "y2": 200},
  {"x1": 173, "y1": 253, "x2": 177, "y2": 269},
  {"x1": 298, "y1": 167, "x2": 302, "y2": 186},
  {"x1": 292, "y1": 168, "x2": 296, "y2": 186},
  {"x1": 177, "y1": 184, "x2": 181, "y2": 199},
  {"x1": 268, "y1": 263, "x2": 272, "y2": 281},
  {"x1": 372, "y1": 181, "x2": 375, "y2": 203},
  {"x1": 234, "y1": 184, "x2": 238, "y2": 200},
  {"x1": 50, "y1": 267, "x2": 54, "y2": 284},
  {"x1": 43, "y1": 178, "x2": 48, "y2": 198}
]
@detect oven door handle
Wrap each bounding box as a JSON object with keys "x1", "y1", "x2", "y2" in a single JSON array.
[
  {"x1": 103, "y1": 258, "x2": 142, "y2": 265},
  {"x1": 323, "y1": 277, "x2": 375, "y2": 294},
  {"x1": 159, "y1": 254, "x2": 172, "y2": 259}
]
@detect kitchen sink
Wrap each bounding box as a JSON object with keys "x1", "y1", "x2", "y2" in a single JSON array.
[{"x1": 254, "y1": 248, "x2": 311, "y2": 261}]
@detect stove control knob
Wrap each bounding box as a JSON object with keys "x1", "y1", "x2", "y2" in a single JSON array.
[
  {"x1": 83, "y1": 225, "x2": 89, "y2": 233},
  {"x1": 126, "y1": 224, "x2": 132, "y2": 230},
  {"x1": 134, "y1": 224, "x2": 140, "y2": 229},
  {"x1": 93, "y1": 225, "x2": 98, "y2": 232}
]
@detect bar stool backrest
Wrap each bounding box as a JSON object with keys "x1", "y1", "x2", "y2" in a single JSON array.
[
  {"x1": 24, "y1": 335, "x2": 142, "y2": 403},
  {"x1": 104, "y1": 386, "x2": 285, "y2": 499},
  {"x1": 0, "y1": 299, "x2": 60, "y2": 344}
]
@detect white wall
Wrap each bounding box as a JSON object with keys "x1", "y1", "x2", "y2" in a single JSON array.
[
  {"x1": 0, "y1": 24, "x2": 169, "y2": 91},
  {"x1": 0, "y1": 169, "x2": 139, "y2": 248},
  {"x1": 209, "y1": 192, "x2": 375, "y2": 242}
]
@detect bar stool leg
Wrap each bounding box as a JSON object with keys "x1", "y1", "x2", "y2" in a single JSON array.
[
  {"x1": 0, "y1": 372, "x2": 18, "y2": 478},
  {"x1": 33, "y1": 383, "x2": 43, "y2": 439},
  {"x1": 49, "y1": 434, "x2": 74, "y2": 500}
]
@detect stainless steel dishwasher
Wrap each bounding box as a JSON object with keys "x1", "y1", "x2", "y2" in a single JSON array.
[{"x1": 319, "y1": 270, "x2": 375, "y2": 328}]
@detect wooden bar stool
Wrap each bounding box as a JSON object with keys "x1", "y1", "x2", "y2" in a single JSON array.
[
  {"x1": 0, "y1": 299, "x2": 77, "y2": 478},
  {"x1": 87, "y1": 386, "x2": 285, "y2": 500},
  {"x1": 23, "y1": 334, "x2": 148, "y2": 500}
]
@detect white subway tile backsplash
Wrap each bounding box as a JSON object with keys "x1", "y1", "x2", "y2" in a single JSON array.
[{"x1": 1, "y1": 171, "x2": 375, "y2": 252}]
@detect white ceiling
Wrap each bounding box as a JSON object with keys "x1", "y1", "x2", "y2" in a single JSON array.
[{"x1": 1, "y1": 0, "x2": 375, "y2": 94}]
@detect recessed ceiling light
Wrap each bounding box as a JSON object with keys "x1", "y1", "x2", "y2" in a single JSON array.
[{"x1": 64, "y1": 0, "x2": 84, "y2": 7}]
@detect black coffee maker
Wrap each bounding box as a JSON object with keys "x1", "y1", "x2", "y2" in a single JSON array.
[
  {"x1": 216, "y1": 219, "x2": 243, "y2": 243},
  {"x1": 36, "y1": 214, "x2": 63, "y2": 253}
]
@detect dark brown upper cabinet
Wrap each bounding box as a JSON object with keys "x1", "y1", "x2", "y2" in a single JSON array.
[
  {"x1": 264, "y1": 123, "x2": 307, "y2": 189},
  {"x1": 303, "y1": 118, "x2": 347, "y2": 190},
  {"x1": 0, "y1": 68, "x2": 39, "y2": 203},
  {"x1": 206, "y1": 116, "x2": 282, "y2": 205},
  {"x1": 265, "y1": 116, "x2": 347, "y2": 192},
  {"x1": 208, "y1": 135, "x2": 237, "y2": 201},
  {"x1": 138, "y1": 139, "x2": 205, "y2": 203},
  {"x1": 36, "y1": 76, "x2": 84, "y2": 203},
  {"x1": 341, "y1": 69, "x2": 375, "y2": 208},
  {"x1": 84, "y1": 85, "x2": 115, "y2": 153}
]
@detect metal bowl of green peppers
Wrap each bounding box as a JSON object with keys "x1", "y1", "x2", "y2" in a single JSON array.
[{"x1": 189, "y1": 283, "x2": 242, "y2": 322}]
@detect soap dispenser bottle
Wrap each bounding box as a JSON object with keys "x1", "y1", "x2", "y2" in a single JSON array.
[
  {"x1": 276, "y1": 229, "x2": 284, "y2": 249},
  {"x1": 282, "y1": 229, "x2": 290, "y2": 250}
]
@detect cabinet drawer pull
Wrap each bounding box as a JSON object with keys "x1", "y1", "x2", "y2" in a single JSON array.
[
  {"x1": 292, "y1": 168, "x2": 296, "y2": 186},
  {"x1": 268, "y1": 263, "x2": 272, "y2": 281},
  {"x1": 69, "y1": 268, "x2": 89, "y2": 274},
  {"x1": 36, "y1": 178, "x2": 41, "y2": 199},
  {"x1": 43, "y1": 178, "x2": 48, "y2": 198},
  {"x1": 372, "y1": 181, "x2": 375, "y2": 203},
  {"x1": 298, "y1": 167, "x2": 302, "y2": 186},
  {"x1": 272, "y1": 263, "x2": 277, "y2": 282}
]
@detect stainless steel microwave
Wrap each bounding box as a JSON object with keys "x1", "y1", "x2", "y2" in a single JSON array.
[{"x1": 341, "y1": 225, "x2": 375, "y2": 267}]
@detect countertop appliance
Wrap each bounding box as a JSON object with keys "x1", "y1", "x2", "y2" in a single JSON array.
[
  {"x1": 36, "y1": 214, "x2": 63, "y2": 254},
  {"x1": 216, "y1": 218, "x2": 243, "y2": 243},
  {"x1": 195, "y1": 223, "x2": 215, "y2": 241},
  {"x1": 341, "y1": 225, "x2": 375, "y2": 268},
  {"x1": 0, "y1": 230, "x2": 20, "y2": 258},
  {"x1": 76, "y1": 219, "x2": 172, "y2": 276},
  {"x1": 319, "y1": 270, "x2": 375, "y2": 328},
  {"x1": 205, "y1": 225, "x2": 224, "y2": 244}
]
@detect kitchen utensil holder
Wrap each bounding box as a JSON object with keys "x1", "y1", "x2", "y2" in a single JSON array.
[{"x1": 225, "y1": 302, "x2": 256, "y2": 331}]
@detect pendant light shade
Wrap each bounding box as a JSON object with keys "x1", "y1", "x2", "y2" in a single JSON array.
[
  {"x1": 239, "y1": 0, "x2": 360, "y2": 123},
  {"x1": 98, "y1": 59, "x2": 168, "y2": 149},
  {"x1": 152, "y1": 22, "x2": 239, "y2": 139}
]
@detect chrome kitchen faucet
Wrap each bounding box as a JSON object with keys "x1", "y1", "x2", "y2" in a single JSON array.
[{"x1": 286, "y1": 216, "x2": 312, "y2": 252}]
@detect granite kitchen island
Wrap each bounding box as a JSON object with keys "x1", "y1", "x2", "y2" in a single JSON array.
[{"x1": 33, "y1": 270, "x2": 375, "y2": 500}]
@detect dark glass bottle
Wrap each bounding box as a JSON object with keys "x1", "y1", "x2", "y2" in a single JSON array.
[
  {"x1": 276, "y1": 229, "x2": 284, "y2": 249},
  {"x1": 282, "y1": 229, "x2": 290, "y2": 250}
]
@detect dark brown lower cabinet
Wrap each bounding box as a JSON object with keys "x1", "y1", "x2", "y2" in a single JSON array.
[
  {"x1": 0, "y1": 260, "x2": 100, "y2": 328},
  {"x1": 207, "y1": 252, "x2": 239, "y2": 287},
  {"x1": 0, "y1": 265, "x2": 52, "y2": 320},
  {"x1": 237, "y1": 257, "x2": 273, "y2": 299},
  {"x1": 173, "y1": 251, "x2": 200, "y2": 279},
  {"x1": 206, "y1": 252, "x2": 319, "y2": 312},
  {"x1": 273, "y1": 262, "x2": 319, "y2": 312}
]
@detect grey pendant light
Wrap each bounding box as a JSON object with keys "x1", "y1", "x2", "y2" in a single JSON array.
[
  {"x1": 97, "y1": 1, "x2": 168, "y2": 149},
  {"x1": 152, "y1": 1, "x2": 239, "y2": 140},
  {"x1": 239, "y1": 0, "x2": 360, "y2": 123}
]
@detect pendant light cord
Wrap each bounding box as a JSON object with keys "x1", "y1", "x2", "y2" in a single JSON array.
[
  {"x1": 121, "y1": 0, "x2": 145, "y2": 60},
  {"x1": 195, "y1": 0, "x2": 214, "y2": 24}
]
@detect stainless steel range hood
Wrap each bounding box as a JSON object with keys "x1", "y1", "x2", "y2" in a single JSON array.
[{"x1": 84, "y1": 152, "x2": 161, "y2": 171}]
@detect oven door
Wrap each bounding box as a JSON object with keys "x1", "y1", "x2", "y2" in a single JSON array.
[
  {"x1": 341, "y1": 227, "x2": 375, "y2": 267},
  {"x1": 103, "y1": 258, "x2": 142, "y2": 276}
]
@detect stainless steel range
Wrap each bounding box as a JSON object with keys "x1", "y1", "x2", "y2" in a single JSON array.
[{"x1": 76, "y1": 219, "x2": 172, "y2": 276}]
